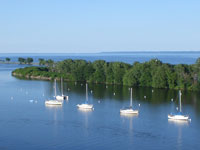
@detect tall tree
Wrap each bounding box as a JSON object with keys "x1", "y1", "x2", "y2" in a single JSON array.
[
  {"x1": 26, "y1": 58, "x2": 33, "y2": 64},
  {"x1": 6, "y1": 57, "x2": 11, "y2": 62},
  {"x1": 18, "y1": 57, "x2": 26, "y2": 64}
]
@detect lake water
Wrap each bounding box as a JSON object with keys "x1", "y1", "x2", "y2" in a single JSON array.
[
  {"x1": 1, "y1": 51, "x2": 200, "y2": 64},
  {"x1": 0, "y1": 63, "x2": 200, "y2": 150}
]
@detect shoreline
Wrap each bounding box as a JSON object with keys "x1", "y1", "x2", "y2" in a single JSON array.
[{"x1": 0, "y1": 62, "x2": 39, "y2": 65}]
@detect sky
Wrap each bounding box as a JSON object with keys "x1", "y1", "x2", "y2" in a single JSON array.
[{"x1": 0, "y1": 0, "x2": 199, "y2": 53}]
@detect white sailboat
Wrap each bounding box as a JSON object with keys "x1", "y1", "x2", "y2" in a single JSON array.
[
  {"x1": 77, "y1": 83, "x2": 93, "y2": 109},
  {"x1": 45, "y1": 79, "x2": 62, "y2": 105},
  {"x1": 56, "y1": 77, "x2": 68, "y2": 100},
  {"x1": 168, "y1": 90, "x2": 190, "y2": 120},
  {"x1": 120, "y1": 88, "x2": 139, "y2": 114}
]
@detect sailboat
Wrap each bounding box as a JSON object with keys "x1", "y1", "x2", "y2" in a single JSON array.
[
  {"x1": 56, "y1": 77, "x2": 68, "y2": 100},
  {"x1": 45, "y1": 79, "x2": 62, "y2": 105},
  {"x1": 168, "y1": 90, "x2": 189, "y2": 120},
  {"x1": 77, "y1": 83, "x2": 93, "y2": 109},
  {"x1": 120, "y1": 88, "x2": 138, "y2": 114}
]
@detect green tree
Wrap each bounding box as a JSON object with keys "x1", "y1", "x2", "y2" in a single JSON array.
[
  {"x1": 139, "y1": 63, "x2": 152, "y2": 87},
  {"x1": 18, "y1": 57, "x2": 26, "y2": 64},
  {"x1": 6, "y1": 57, "x2": 11, "y2": 62},
  {"x1": 91, "y1": 60, "x2": 106, "y2": 83},
  {"x1": 26, "y1": 58, "x2": 33, "y2": 64},
  {"x1": 105, "y1": 63, "x2": 114, "y2": 84},
  {"x1": 38, "y1": 58, "x2": 46, "y2": 66},
  {"x1": 123, "y1": 62, "x2": 141, "y2": 86},
  {"x1": 174, "y1": 64, "x2": 187, "y2": 89},
  {"x1": 152, "y1": 67, "x2": 167, "y2": 88},
  {"x1": 112, "y1": 62, "x2": 130, "y2": 84},
  {"x1": 71, "y1": 60, "x2": 87, "y2": 81},
  {"x1": 46, "y1": 59, "x2": 54, "y2": 72}
]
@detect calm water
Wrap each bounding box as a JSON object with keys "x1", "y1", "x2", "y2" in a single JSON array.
[
  {"x1": 0, "y1": 63, "x2": 200, "y2": 150},
  {"x1": 1, "y1": 51, "x2": 200, "y2": 64}
]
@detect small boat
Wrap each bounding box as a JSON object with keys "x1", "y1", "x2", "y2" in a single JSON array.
[
  {"x1": 45, "y1": 79, "x2": 63, "y2": 105},
  {"x1": 77, "y1": 102, "x2": 93, "y2": 109},
  {"x1": 56, "y1": 77, "x2": 68, "y2": 100},
  {"x1": 168, "y1": 113, "x2": 189, "y2": 120},
  {"x1": 45, "y1": 100, "x2": 62, "y2": 105},
  {"x1": 77, "y1": 83, "x2": 93, "y2": 110},
  {"x1": 120, "y1": 88, "x2": 139, "y2": 114},
  {"x1": 168, "y1": 90, "x2": 190, "y2": 121}
]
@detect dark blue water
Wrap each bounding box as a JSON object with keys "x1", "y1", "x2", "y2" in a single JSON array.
[
  {"x1": 0, "y1": 63, "x2": 200, "y2": 150},
  {"x1": 1, "y1": 51, "x2": 200, "y2": 64}
]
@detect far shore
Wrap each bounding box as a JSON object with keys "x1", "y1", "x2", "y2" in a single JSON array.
[{"x1": 0, "y1": 61, "x2": 39, "y2": 65}]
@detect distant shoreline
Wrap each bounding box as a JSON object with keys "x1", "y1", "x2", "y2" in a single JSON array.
[{"x1": 0, "y1": 62, "x2": 39, "y2": 65}]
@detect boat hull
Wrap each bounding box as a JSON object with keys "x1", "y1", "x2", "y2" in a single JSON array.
[
  {"x1": 77, "y1": 104, "x2": 93, "y2": 109},
  {"x1": 168, "y1": 114, "x2": 189, "y2": 120},
  {"x1": 45, "y1": 100, "x2": 62, "y2": 105},
  {"x1": 120, "y1": 109, "x2": 139, "y2": 114},
  {"x1": 56, "y1": 95, "x2": 64, "y2": 100}
]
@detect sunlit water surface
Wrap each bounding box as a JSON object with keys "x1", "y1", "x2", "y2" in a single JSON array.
[{"x1": 0, "y1": 64, "x2": 200, "y2": 150}]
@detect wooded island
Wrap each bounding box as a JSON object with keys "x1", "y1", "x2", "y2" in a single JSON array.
[{"x1": 12, "y1": 58, "x2": 200, "y2": 91}]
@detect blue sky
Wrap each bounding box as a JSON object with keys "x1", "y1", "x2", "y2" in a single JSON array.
[{"x1": 0, "y1": 0, "x2": 199, "y2": 53}]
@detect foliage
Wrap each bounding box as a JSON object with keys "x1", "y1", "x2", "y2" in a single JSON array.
[
  {"x1": 12, "y1": 58, "x2": 200, "y2": 91},
  {"x1": 18, "y1": 57, "x2": 34, "y2": 64},
  {"x1": 38, "y1": 58, "x2": 46, "y2": 66},
  {"x1": 18, "y1": 57, "x2": 26, "y2": 64},
  {"x1": 26, "y1": 57, "x2": 33, "y2": 64},
  {"x1": 6, "y1": 57, "x2": 11, "y2": 62}
]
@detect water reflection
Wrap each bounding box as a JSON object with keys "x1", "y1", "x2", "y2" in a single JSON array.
[
  {"x1": 78, "y1": 108, "x2": 92, "y2": 136},
  {"x1": 45, "y1": 105, "x2": 63, "y2": 109},
  {"x1": 78, "y1": 108, "x2": 93, "y2": 113},
  {"x1": 168, "y1": 119, "x2": 189, "y2": 150},
  {"x1": 120, "y1": 114, "x2": 138, "y2": 137},
  {"x1": 120, "y1": 113, "x2": 138, "y2": 118},
  {"x1": 45, "y1": 105, "x2": 63, "y2": 123},
  {"x1": 168, "y1": 119, "x2": 189, "y2": 126}
]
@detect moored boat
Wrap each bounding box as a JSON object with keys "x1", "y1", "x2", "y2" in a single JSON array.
[
  {"x1": 168, "y1": 90, "x2": 190, "y2": 121},
  {"x1": 45, "y1": 79, "x2": 63, "y2": 105},
  {"x1": 77, "y1": 83, "x2": 94, "y2": 110},
  {"x1": 45, "y1": 100, "x2": 62, "y2": 105},
  {"x1": 120, "y1": 88, "x2": 139, "y2": 114}
]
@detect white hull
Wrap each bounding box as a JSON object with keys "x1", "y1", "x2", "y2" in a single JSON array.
[
  {"x1": 56, "y1": 95, "x2": 69, "y2": 101},
  {"x1": 120, "y1": 109, "x2": 139, "y2": 114},
  {"x1": 45, "y1": 100, "x2": 62, "y2": 105},
  {"x1": 56, "y1": 95, "x2": 64, "y2": 100},
  {"x1": 77, "y1": 104, "x2": 93, "y2": 109},
  {"x1": 168, "y1": 114, "x2": 189, "y2": 120}
]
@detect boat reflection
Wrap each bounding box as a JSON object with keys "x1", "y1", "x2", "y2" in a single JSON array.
[
  {"x1": 78, "y1": 107, "x2": 93, "y2": 136},
  {"x1": 120, "y1": 113, "x2": 138, "y2": 138},
  {"x1": 168, "y1": 118, "x2": 189, "y2": 150},
  {"x1": 120, "y1": 113, "x2": 138, "y2": 118},
  {"x1": 78, "y1": 108, "x2": 93, "y2": 113},
  {"x1": 168, "y1": 119, "x2": 189, "y2": 126},
  {"x1": 45, "y1": 104, "x2": 62, "y2": 109}
]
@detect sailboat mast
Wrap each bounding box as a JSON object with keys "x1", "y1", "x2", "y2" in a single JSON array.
[
  {"x1": 86, "y1": 83, "x2": 88, "y2": 102},
  {"x1": 179, "y1": 90, "x2": 182, "y2": 112},
  {"x1": 61, "y1": 77, "x2": 63, "y2": 96},
  {"x1": 54, "y1": 79, "x2": 57, "y2": 97},
  {"x1": 130, "y1": 88, "x2": 133, "y2": 107}
]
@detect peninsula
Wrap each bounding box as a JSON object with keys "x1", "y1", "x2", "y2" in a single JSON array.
[{"x1": 12, "y1": 58, "x2": 200, "y2": 91}]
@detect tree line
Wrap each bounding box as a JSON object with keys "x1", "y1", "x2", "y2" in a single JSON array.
[
  {"x1": 0, "y1": 57, "x2": 34, "y2": 64},
  {"x1": 12, "y1": 58, "x2": 200, "y2": 91}
]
